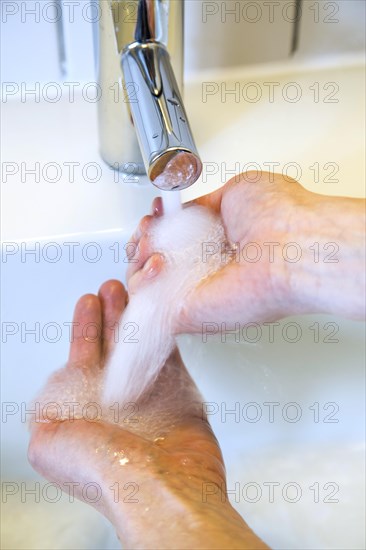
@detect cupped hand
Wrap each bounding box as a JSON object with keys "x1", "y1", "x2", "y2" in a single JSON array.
[
  {"x1": 126, "y1": 171, "x2": 315, "y2": 333},
  {"x1": 28, "y1": 281, "x2": 251, "y2": 548}
]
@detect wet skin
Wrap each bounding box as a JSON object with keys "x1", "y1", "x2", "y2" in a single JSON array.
[
  {"x1": 129, "y1": 172, "x2": 365, "y2": 330},
  {"x1": 28, "y1": 280, "x2": 268, "y2": 549}
]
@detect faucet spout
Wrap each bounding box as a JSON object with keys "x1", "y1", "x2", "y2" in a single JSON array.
[
  {"x1": 122, "y1": 40, "x2": 202, "y2": 190},
  {"x1": 97, "y1": 0, "x2": 202, "y2": 191}
]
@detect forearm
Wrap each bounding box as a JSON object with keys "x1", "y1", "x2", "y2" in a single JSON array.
[{"x1": 283, "y1": 195, "x2": 365, "y2": 319}]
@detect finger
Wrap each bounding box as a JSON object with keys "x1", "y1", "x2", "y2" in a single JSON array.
[
  {"x1": 68, "y1": 294, "x2": 102, "y2": 368},
  {"x1": 133, "y1": 214, "x2": 155, "y2": 244},
  {"x1": 152, "y1": 196, "x2": 164, "y2": 216},
  {"x1": 125, "y1": 214, "x2": 155, "y2": 263},
  {"x1": 126, "y1": 232, "x2": 154, "y2": 282},
  {"x1": 128, "y1": 253, "x2": 165, "y2": 295},
  {"x1": 98, "y1": 280, "x2": 128, "y2": 361}
]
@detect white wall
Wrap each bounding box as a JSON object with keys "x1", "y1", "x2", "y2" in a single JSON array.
[
  {"x1": 297, "y1": 0, "x2": 366, "y2": 58},
  {"x1": 0, "y1": 0, "x2": 365, "y2": 85},
  {"x1": 0, "y1": 0, "x2": 95, "y2": 84},
  {"x1": 184, "y1": 0, "x2": 295, "y2": 75}
]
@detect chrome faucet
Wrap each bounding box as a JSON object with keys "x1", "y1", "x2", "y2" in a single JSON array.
[{"x1": 97, "y1": 0, "x2": 202, "y2": 191}]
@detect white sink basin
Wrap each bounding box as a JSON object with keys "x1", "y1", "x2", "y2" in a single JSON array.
[{"x1": 1, "y1": 54, "x2": 365, "y2": 549}]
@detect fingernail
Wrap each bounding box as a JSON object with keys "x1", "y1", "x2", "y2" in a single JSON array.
[
  {"x1": 143, "y1": 257, "x2": 158, "y2": 278},
  {"x1": 152, "y1": 198, "x2": 163, "y2": 217},
  {"x1": 144, "y1": 254, "x2": 164, "y2": 278}
]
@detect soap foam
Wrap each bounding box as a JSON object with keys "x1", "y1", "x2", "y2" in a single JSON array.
[
  {"x1": 103, "y1": 205, "x2": 229, "y2": 406},
  {"x1": 32, "y1": 349, "x2": 205, "y2": 441}
]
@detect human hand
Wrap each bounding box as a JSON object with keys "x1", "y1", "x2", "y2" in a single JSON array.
[
  {"x1": 127, "y1": 171, "x2": 365, "y2": 332},
  {"x1": 127, "y1": 172, "x2": 312, "y2": 333},
  {"x1": 28, "y1": 280, "x2": 267, "y2": 549}
]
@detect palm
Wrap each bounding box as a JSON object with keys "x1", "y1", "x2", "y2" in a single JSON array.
[{"x1": 28, "y1": 282, "x2": 225, "y2": 511}]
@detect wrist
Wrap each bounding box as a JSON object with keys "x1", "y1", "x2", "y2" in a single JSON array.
[
  {"x1": 106, "y1": 475, "x2": 267, "y2": 549},
  {"x1": 280, "y1": 193, "x2": 365, "y2": 318}
]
